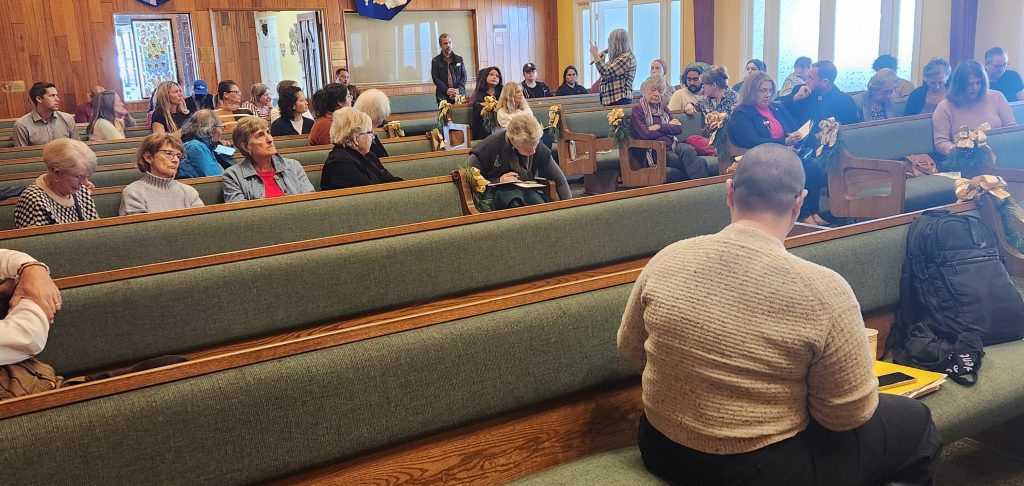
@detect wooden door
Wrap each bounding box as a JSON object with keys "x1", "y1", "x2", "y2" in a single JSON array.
[{"x1": 297, "y1": 13, "x2": 324, "y2": 95}]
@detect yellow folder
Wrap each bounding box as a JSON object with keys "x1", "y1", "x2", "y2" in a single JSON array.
[{"x1": 874, "y1": 361, "x2": 948, "y2": 398}]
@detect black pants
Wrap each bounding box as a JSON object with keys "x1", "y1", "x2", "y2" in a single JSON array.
[
  {"x1": 800, "y1": 156, "x2": 826, "y2": 220},
  {"x1": 667, "y1": 143, "x2": 708, "y2": 181},
  {"x1": 607, "y1": 98, "x2": 632, "y2": 106},
  {"x1": 638, "y1": 394, "x2": 942, "y2": 486}
]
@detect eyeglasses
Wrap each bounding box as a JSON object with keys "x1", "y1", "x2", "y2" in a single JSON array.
[
  {"x1": 359, "y1": 131, "x2": 375, "y2": 137},
  {"x1": 988, "y1": 63, "x2": 1009, "y2": 69},
  {"x1": 757, "y1": 88, "x2": 774, "y2": 95},
  {"x1": 156, "y1": 150, "x2": 183, "y2": 159},
  {"x1": 56, "y1": 170, "x2": 89, "y2": 181},
  {"x1": 228, "y1": 90, "x2": 241, "y2": 94}
]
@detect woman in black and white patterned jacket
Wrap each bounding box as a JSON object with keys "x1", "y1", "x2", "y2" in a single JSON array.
[{"x1": 14, "y1": 138, "x2": 99, "y2": 228}]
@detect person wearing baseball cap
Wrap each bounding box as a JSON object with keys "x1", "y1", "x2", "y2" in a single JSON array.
[
  {"x1": 186, "y1": 79, "x2": 215, "y2": 112},
  {"x1": 521, "y1": 63, "x2": 552, "y2": 99}
]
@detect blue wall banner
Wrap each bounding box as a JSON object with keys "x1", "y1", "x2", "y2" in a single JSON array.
[{"x1": 355, "y1": 0, "x2": 411, "y2": 21}]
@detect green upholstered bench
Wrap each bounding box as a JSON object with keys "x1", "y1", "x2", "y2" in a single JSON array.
[
  {"x1": 0, "y1": 151, "x2": 473, "y2": 267},
  {"x1": 42, "y1": 178, "x2": 731, "y2": 376},
  {"x1": 557, "y1": 106, "x2": 634, "y2": 193},
  {"x1": 389, "y1": 93, "x2": 440, "y2": 114}
]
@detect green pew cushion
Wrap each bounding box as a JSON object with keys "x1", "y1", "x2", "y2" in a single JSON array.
[
  {"x1": 840, "y1": 117, "x2": 935, "y2": 160},
  {"x1": 42, "y1": 182, "x2": 732, "y2": 374},
  {"x1": 986, "y1": 131, "x2": 1024, "y2": 170},
  {"x1": 390, "y1": 93, "x2": 440, "y2": 114},
  {"x1": 0, "y1": 284, "x2": 636, "y2": 485},
  {"x1": 397, "y1": 118, "x2": 439, "y2": 136},
  {"x1": 904, "y1": 175, "x2": 957, "y2": 212}
]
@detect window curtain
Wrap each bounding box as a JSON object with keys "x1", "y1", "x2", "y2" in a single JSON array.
[{"x1": 949, "y1": 0, "x2": 978, "y2": 68}]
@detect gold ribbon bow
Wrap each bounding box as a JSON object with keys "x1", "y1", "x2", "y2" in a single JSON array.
[
  {"x1": 955, "y1": 174, "x2": 1010, "y2": 202},
  {"x1": 705, "y1": 112, "x2": 728, "y2": 145},
  {"x1": 454, "y1": 94, "x2": 469, "y2": 105},
  {"x1": 431, "y1": 128, "x2": 446, "y2": 151},
  {"x1": 815, "y1": 117, "x2": 840, "y2": 157},
  {"x1": 387, "y1": 121, "x2": 405, "y2": 138},
  {"x1": 438, "y1": 100, "x2": 452, "y2": 125},
  {"x1": 954, "y1": 122, "x2": 991, "y2": 150},
  {"x1": 607, "y1": 108, "x2": 625, "y2": 127},
  {"x1": 467, "y1": 166, "x2": 488, "y2": 193},
  {"x1": 480, "y1": 96, "x2": 498, "y2": 115},
  {"x1": 548, "y1": 104, "x2": 562, "y2": 128}
]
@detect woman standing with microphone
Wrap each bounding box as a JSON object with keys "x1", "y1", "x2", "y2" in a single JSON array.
[{"x1": 590, "y1": 29, "x2": 637, "y2": 106}]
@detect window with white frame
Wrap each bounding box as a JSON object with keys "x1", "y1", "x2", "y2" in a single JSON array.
[
  {"x1": 576, "y1": 0, "x2": 683, "y2": 90},
  {"x1": 752, "y1": 0, "x2": 918, "y2": 93}
]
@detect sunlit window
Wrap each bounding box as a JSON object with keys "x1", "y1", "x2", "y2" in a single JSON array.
[
  {"x1": 777, "y1": 0, "x2": 819, "y2": 87},
  {"x1": 113, "y1": 13, "x2": 197, "y2": 102},
  {"x1": 632, "y1": 3, "x2": 661, "y2": 90}
]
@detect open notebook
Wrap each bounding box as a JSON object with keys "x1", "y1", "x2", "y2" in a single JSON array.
[{"x1": 874, "y1": 361, "x2": 948, "y2": 399}]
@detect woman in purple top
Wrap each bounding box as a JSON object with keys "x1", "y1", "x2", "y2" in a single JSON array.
[
  {"x1": 629, "y1": 75, "x2": 707, "y2": 182},
  {"x1": 932, "y1": 60, "x2": 1016, "y2": 155}
]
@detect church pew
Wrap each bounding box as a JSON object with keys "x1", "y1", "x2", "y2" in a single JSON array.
[
  {"x1": 0, "y1": 134, "x2": 445, "y2": 190},
  {"x1": 7, "y1": 201, "x2": 1019, "y2": 486},
  {"x1": 0, "y1": 132, "x2": 310, "y2": 161},
  {"x1": 37, "y1": 176, "x2": 732, "y2": 376},
  {"x1": 830, "y1": 124, "x2": 1024, "y2": 219},
  {"x1": 0, "y1": 149, "x2": 471, "y2": 239}
]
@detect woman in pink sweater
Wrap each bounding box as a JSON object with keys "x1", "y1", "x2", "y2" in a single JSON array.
[{"x1": 932, "y1": 59, "x2": 1015, "y2": 155}]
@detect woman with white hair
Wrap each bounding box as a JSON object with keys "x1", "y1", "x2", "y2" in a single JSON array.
[
  {"x1": 352, "y1": 88, "x2": 392, "y2": 158},
  {"x1": 629, "y1": 75, "x2": 706, "y2": 181},
  {"x1": 469, "y1": 112, "x2": 571, "y2": 200},
  {"x1": 14, "y1": 138, "x2": 99, "y2": 227},
  {"x1": 589, "y1": 28, "x2": 637, "y2": 106},
  {"x1": 179, "y1": 110, "x2": 229, "y2": 178},
  {"x1": 851, "y1": 68, "x2": 899, "y2": 121},
  {"x1": 495, "y1": 82, "x2": 530, "y2": 129},
  {"x1": 320, "y1": 107, "x2": 403, "y2": 191}
]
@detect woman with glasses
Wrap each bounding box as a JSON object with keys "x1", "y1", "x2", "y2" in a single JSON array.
[
  {"x1": 223, "y1": 117, "x2": 314, "y2": 202},
  {"x1": 904, "y1": 58, "x2": 951, "y2": 116},
  {"x1": 120, "y1": 133, "x2": 203, "y2": 215},
  {"x1": 727, "y1": 72, "x2": 829, "y2": 226},
  {"x1": 320, "y1": 107, "x2": 403, "y2": 191},
  {"x1": 851, "y1": 69, "x2": 898, "y2": 121},
  {"x1": 215, "y1": 80, "x2": 254, "y2": 134},
  {"x1": 179, "y1": 110, "x2": 230, "y2": 179},
  {"x1": 933, "y1": 59, "x2": 1016, "y2": 155},
  {"x1": 14, "y1": 138, "x2": 99, "y2": 228}
]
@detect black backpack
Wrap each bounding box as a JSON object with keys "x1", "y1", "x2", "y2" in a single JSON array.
[{"x1": 890, "y1": 210, "x2": 1024, "y2": 385}]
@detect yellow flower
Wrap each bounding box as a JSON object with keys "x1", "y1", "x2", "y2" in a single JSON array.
[
  {"x1": 704, "y1": 112, "x2": 728, "y2": 132},
  {"x1": 548, "y1": 104, "x2": 562, "y2": 127},
  {"x1": 454, "y1": 95, "x2": 469, "y2": 105},
  {"x1": 814, "y1": 117, "x2": 840, "y2": 157},
  {"x1": 468, "y1": 167, "x2": 488, "y2": 193},
  {"x1": 480, "y1": 95, "x2": 498, "y2": 114},
  {"x1": 607, "y1": 108, "x2": 625, "y2": 127}
]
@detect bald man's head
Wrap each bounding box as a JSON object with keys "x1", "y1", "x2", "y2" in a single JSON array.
[
  {"x1": 89, "y1": 86, "x2": 106, "y2": 100},
  {"x1": 730, "y1": 143, "x2": 805, "y2": 216}
]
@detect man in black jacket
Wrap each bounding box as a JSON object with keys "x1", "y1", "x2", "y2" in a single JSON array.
[
  {"x1": 780, "y1": 60, "x2": 861, "y2": 130},
  {"x1": 431, "y1": 33, "x2": 467, "y2": 104}
]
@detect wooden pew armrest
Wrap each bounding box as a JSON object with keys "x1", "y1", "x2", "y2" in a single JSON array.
[
  {"x1": 827, "y1": 150, "x2": 907, "y2": 219},
  {"x1": 558, "y1": 131, "x2": 598, "y2": 176},
  {"x1": 618, "y1": 139, "x2": 667, "y2": 187}
]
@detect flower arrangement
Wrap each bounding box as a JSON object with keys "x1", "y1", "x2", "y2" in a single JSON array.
[
  {"x1": 386, "y1": 120, "x2": 405, "y2": 138},
  {"x1": 454, "y1": 94, "x2": 469, "y2": 105},
  {"x1": 943, "y1": 123, "x2": 996, "y2": 176},
  {"x1": 705, "y1": 111, "x2": 729, "y2": 156},
  {"x1": 461, "y1": 165, "x2": 493, "y2": 212},
  {"x1": 812, "y1": 117, "x2": 842, "y2": 171},
  {"x1": 548, "y1": 104, "x2": 563, "y2": 141},
  {"x1": 480, "y1": 95, "x2": 498, "y2": 131},
  {"x1": 437, "y1": 100, "x2": 453, "y2": 131},
  {"x1": 956, "y1": 175, "x2": 1024, "y2": 253},
  {"x1": 431, "y1": 128, "x2": 446, "y2": 151},
  {"x1": 607, "y1": 107, "x2": 629, "y2": 146}
]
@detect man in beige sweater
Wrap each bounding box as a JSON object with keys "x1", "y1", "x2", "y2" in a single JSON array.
[{"x1": 618, "y1": 143, "x2": 941, "y2": 485}]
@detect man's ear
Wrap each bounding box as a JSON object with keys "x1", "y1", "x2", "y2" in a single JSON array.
[
  {"x1": 792, "y1": 189, "x2": 808, "y2": 219},
  {"x1": 725, "y1": 179, "x2": 736, "y2": 210}
]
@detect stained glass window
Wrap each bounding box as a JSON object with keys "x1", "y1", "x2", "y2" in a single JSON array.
[{"x1": 113, "y1": 14, "x2": 197, "y2": 101}]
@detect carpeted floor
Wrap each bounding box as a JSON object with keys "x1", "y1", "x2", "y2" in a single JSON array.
[{"x1": 938, "y1": 415, "x2": 1024, "y2": 485}]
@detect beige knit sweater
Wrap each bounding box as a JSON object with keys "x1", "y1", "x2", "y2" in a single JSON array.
[{"x1": 618, "y1": 223, "x2": 878, "y2": 454}]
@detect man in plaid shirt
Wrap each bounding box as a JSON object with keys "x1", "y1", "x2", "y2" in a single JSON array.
[{"x1": 590, "y1": 29, "x2": 637, "y2": 106}]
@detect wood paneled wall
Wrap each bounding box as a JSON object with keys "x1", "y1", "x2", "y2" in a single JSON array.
[
  {"x1": 212, "y1": 11, "x2": 263, "y2": 97},
  {"x1": 0, "y1": 0, "x2": 556, "y2": 119}
]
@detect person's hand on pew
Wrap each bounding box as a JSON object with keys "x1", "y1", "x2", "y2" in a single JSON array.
[
  {"x1": 499, "y1": 172, "x2": 521, "y2": 183},
  {"x1": 11, "y1": 265, "x2": 61, "y2": 322}
]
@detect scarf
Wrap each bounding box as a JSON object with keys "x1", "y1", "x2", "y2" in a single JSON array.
[{"x1": 639, "y1": 98, "x2": 674, "y2": 167}]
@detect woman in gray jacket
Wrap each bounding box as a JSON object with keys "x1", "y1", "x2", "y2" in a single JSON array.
[{"x1": 222, "y1": 116, "x2": 315, "y2": 202}]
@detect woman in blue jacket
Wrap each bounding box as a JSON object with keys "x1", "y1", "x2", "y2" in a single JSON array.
[{"x1": 178, "y1": 110, "x2": 229, "y2": 179}]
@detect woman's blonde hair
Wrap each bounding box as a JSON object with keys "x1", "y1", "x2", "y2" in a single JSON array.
[
  {"x1": 153, "y1": 81, "x2": 189, "y2": 131},
  {"x1": 352, "y1": 89, "x2": 391, "y2": 128},
  {"x1": 134, "y1": 132, "x2": 185, "y2": 173},
  {"x1": 607, "y1": 29, "x2": 631, "y2": 60},
  {"x1": 504, "y1": 112, "x2": 543, "y2": 146},
  {"x1": 249, "y1": 83, "x2": 269, "y2": 105},
  {"x1": 231, "y1": 116, "x2": 271, "y2": 158},
  {"x1": 497, "y1": 82, "x2": 528, "y2": 114},
  {"x1": 330, "y1": 107, "x2": 372, "y2": 147},
  {"x1": 43, "y1": 138, "x2": 97, "y2": 175}
]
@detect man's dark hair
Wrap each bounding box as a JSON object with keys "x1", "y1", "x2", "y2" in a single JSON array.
[
  {"x1": 812, "y1": 60, "x2": 838, "y2": 84},
  {"x1": 335, "y1": 67, "x2": 349, "y2": 78},
  {"x1": 438, "y1": 33, "x2": 450, "y2": 44},
  {"x1": 310, "y1": 83, "x2": 348, "y2": 118},
  {"x1": 732, "y1": 143, "x2": 805, "y2": 216},
  {"x1": 948, "y1": 59, "x2": 989, "y2": 107},
  {"x1": 29, "y1": 82, "x2": 55, "y2": 105},
  {"x1": 872, "y1": 54, "x2": 898, "y2": 71},
  {"x1": 985, "y1": 47, "x2": 1007, "y2": 62},
  {"x1": 794, "y1": 56, "x2": 812, "y2": 69},
  {"x1": 278, "y1": 85, "x2": 304, "y2": 121}
]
